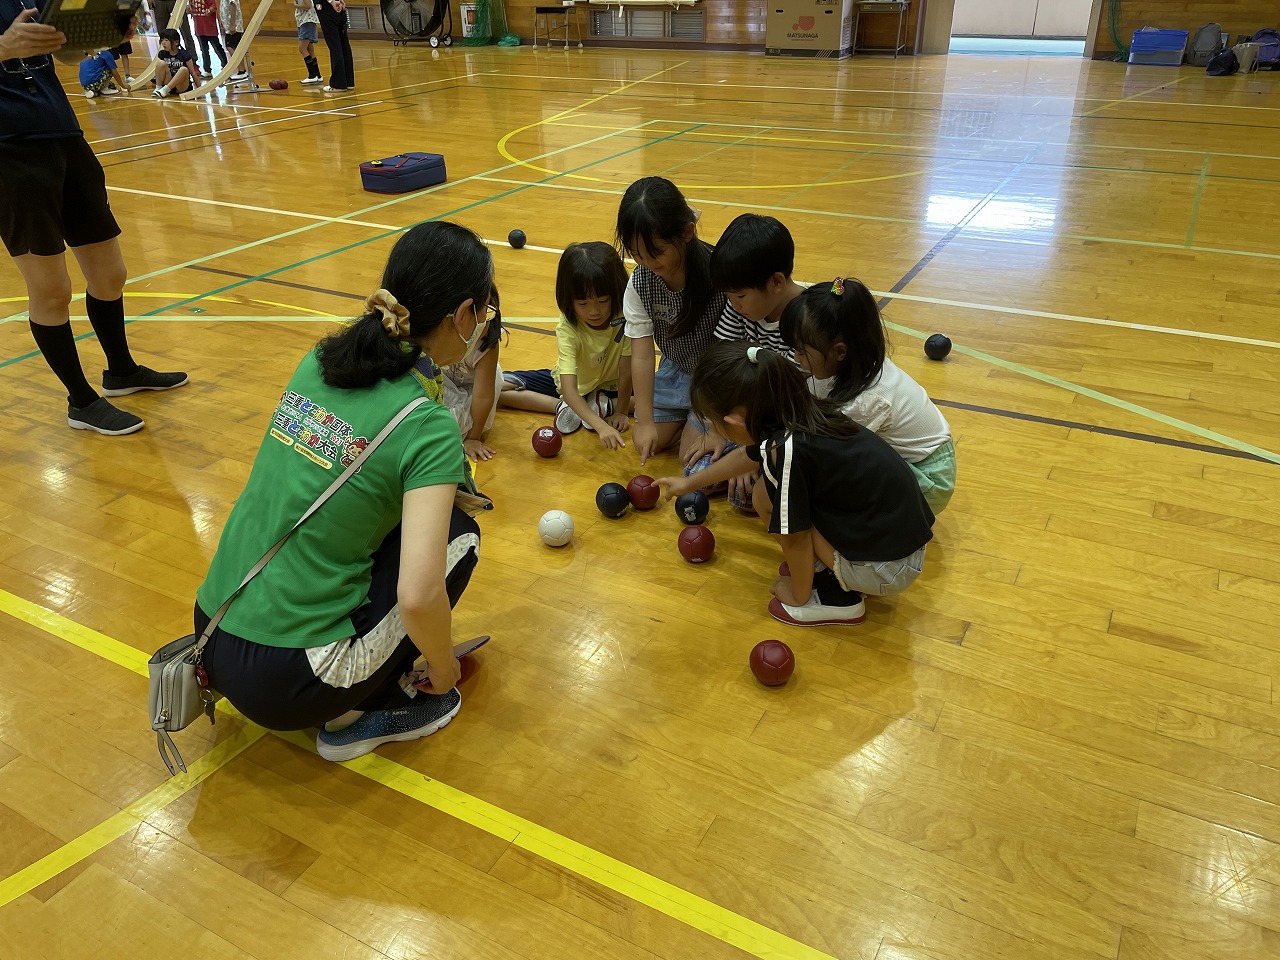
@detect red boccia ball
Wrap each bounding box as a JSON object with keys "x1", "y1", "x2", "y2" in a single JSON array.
[
  {"x1": 677, "y1": 524, "x2": 715, "y2": 563},
  {"x1": 531, "y1": 425, "x2": 562, "y2": 458},
  {"x1": 749, "y1": 640, "x2": 795, "y2": 686},
  {"x1": 627, "y1": 474, "x2": 660, "y2": 510},
  {"x1": 269, "y1": 78, "x2": 288, "y2": 90}
]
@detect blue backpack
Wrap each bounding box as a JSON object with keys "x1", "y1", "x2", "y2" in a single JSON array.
[
  {"x1": 1206, "y1": 49, "x2": 1238, "y2": 76},
  {"x1": 1251, "y1": 28, "x2": 1280, "y2": 67}
]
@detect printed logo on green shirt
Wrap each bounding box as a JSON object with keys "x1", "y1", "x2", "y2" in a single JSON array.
[{"x1": 270, "y1": 389, "x2": 370, "y2": 470}]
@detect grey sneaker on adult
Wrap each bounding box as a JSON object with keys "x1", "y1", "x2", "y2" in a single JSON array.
[
  {"x1": 101, "y1": 365, "x2": 190, "y2": 397},
  {"x1": 67, "y1": 397, "x2": 144, "y2": 436},
  {"x1": 316, "y1": 688, "x2": 462, "y2": 762},
  {"x1": 554, "y1": 400, "x2": 583, "y2": 434}
]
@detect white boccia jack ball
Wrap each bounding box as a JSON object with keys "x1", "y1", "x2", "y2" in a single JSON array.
[{"x1": 538, "y1": 510, "x2": 574, "y2": 547}]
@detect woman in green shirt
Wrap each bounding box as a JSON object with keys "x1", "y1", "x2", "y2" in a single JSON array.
[{"x1": 196, "y1": 221, "x2": 495, "y2": 761}]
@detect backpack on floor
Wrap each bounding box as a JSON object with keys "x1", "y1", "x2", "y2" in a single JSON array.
[
  {"x1": 1206, "y1": 48, "x2": 1239, "y2": 76},
  {"x1": 1186, "y1": 22, "x2": 1223, "y2": 66},
  {"x1": 1250, "y1": 28, "x2": 1280, "y2": 67}
]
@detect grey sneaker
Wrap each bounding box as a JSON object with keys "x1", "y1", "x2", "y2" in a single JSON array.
[
  {"x1": 101, "y1": 365, "x2": 189, "y2": 397},
  {"x1": 316, "y1": 688, "x2": 461, "y2": 762},
  {"x1": 67, "y1": 397, "x2": 144, "y2": 436},
  {"x1": 554, "y1": 400, "x2": 583, "y2": 434}
]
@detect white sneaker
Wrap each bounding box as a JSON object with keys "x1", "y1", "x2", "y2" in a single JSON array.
[
  {"x1": 151, "y1": 86, "x2": 167, "y2": 98},
  {"x1": 229, "y1": 71, "x2": 248, "y2": 81},
  {"x1": 580, "y1": 391, "x2": 613, "y2": 432},
  {"x1": 554, "y1": 401, "x2": 583, "y2": 435},
  {"x1": 84, "y1": 89, "x2": 97, "y2": 98},
  {"x1": 769, "y1": 591, "x2": 866, "y2": 627},
  {"x1": 300, "y1": 76, "x2": 322, "y2": 85}
]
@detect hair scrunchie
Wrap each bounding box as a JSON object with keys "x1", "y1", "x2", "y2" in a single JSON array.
[
  {"x1": 364, "y1": 288, "x2": 411, "y2": 339},
  {"x1": 831, "y1": 278, "x2": 845, "y2": 296},
  {"x1": 746, "y1": 346, "x2": 761, "y2": 364}
]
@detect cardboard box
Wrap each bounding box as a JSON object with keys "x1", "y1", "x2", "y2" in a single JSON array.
[{"x1": 765, "y1": 0, "x2": 855, "y2": 58}]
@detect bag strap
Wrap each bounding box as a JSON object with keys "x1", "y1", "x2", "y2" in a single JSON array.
[{"x1": 196, "y1": 395, "x2": 431, "y2": 651}]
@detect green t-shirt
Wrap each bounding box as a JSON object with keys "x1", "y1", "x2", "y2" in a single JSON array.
[
  {"x1": 196, "y1": 350, "x2": 465, "y2": 648},
  {"x1": 552, "y1": 317, "x2": 631, "y2": 396}
]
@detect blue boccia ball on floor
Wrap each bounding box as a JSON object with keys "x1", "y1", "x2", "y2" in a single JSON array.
[
  {"x1": 596, "y1": 482, "x2": 630, "y2": 518},
  {"x1": 508, "y1": 229, "x2": 527, "y2": 249},
  {"x1": 674, "y1": 491, "x2": 709, "y2": 525},
  {"x1": 924, "y1": 334, "x2": 952, "y2": 361}
]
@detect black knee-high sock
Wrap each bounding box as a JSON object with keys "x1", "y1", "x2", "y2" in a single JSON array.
[
  {"x1": 304, "y1": 55, "x2": 320, "y2": 78},
  {"x1": 85, "y1": 294, "x2": 138, "y2": 377},
  {"x1": 29, "y1": 321, "x2": 97, "y2": 408}
]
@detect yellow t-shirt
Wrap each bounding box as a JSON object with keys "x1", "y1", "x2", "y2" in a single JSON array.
[{"x1": 553, "y1": 316, "x2": 632, "y2": 396}]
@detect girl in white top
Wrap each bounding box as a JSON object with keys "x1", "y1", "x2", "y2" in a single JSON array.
[
  {"x1": 781, "y1": 278, "x2": 956, "y2": 514},
  {"x1": 434, "y1": 287, "x2": 503, "y2": 461}
]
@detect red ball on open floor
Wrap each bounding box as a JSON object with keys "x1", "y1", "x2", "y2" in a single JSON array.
[
  {"x1": 627, "y1": 474, "x2": 660, "y2": 509},
  {"x1": 677, "y1": 524, "x2": 715, "y2": 563},
  {"x1": 750, "y1": 640, "x2": 795, "y2": 686},
  {"x1": 269, "y1": 79, "x2": 288, "y2": 90},
  {"x1": 531, "y1": 425, "x2": 562, "y2": 457}
]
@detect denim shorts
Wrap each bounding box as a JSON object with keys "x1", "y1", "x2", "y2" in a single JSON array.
[
  {"x1": 652, "y1": 354, "x2": 702, "y2": 428},
  {"x1": 833, "y1": 545, "x2": 925, "y2": 597},
  {"x1": 298, "y1": 21, "x2": 319, "y2": 41}
]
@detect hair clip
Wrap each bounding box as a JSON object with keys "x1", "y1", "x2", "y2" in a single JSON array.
[
  {"x1": 746, "y1": 346, "x2": 761, "y2": 364},
  {"x1": 831, "y1": 278, "x2": 845, "y2": 296}
]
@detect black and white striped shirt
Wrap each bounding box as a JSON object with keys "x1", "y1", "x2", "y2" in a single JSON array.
[{"x1": 714, "y1": 302, "x2": 793, "y2": 359}]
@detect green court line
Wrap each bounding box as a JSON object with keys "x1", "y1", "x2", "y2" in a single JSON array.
[
  {"x1": 1185, "y1": 155, "x2": 1211, "y2": 248},
  {"x1": 882, "y1": 319, "x2": 1280, "y2": 466},
  {"x1": 134, "y1": 123, "x2": 706, "y2": 320}
]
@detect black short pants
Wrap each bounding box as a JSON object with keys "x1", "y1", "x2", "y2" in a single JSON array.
[
  {"x1": 0, "y1": 136, "x2": 121, "y2": 258},
  {"x1": 197, "y1": 509, "x2": 481, "y2": 731}
]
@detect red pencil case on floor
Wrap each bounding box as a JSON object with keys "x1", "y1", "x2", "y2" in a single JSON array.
[{"x1": 359, "y1": 152, "x2": 447, "y2": 193}]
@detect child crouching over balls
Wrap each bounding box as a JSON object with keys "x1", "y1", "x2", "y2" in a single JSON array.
[
  {"x1": 80, "y1": 48, "x2": 128, "y2": 99},
  {"x1": 657, "y1": 341, "x2": 934, "y2": 627}
]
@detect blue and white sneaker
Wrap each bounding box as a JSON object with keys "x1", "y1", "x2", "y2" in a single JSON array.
[{"x1": 316, "y1": 688, "x2": 461, "y2": 762}]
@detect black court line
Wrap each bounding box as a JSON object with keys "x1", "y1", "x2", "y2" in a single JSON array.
[
  {"x1": 933, "y1": 400, "x2": 1270, "y2": 463},
  {"x1": 180, "y1": 266, "x2": 1266, "y2": 464}
]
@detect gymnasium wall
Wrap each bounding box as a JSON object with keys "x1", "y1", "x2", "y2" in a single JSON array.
[
  {"x1": 1090, "y1": 1, "x2": 1279, "y2": 59},
  {"x1": 259, "y1": 0, "x2": 928, "y2": 53}
]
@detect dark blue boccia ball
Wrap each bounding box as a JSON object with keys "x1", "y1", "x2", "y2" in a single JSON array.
[
  {"x1": 508, "y1": 229, "x2": 527, "y2": 249},
  {"x1": 924, "y1": 334, "x2": 952, "y2": 361},
  {"x1": 596, "y1": 482, "x2": 630, "y2": 519},
  {"x1": 674, "y1": 490, "x2": 709, "y2": 525}
]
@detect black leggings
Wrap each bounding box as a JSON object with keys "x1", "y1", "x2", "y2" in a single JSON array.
[
  {"x1": 197, "y1": 35, "x2": 228, "y2": 73},
  {"x1": 197, "y1": 508, "x2": 480, "y2": 730},
  {"x1": 318, "y1": 4, "x2": 354, "y2": 89}
]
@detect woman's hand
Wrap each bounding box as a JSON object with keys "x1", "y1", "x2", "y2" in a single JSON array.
[
  {"x1": 0, "y1": 8, "x2": 65, "y2": 59},
  {"x1": 418, "y1": 656, "x2": 461, "y2": 695},
  {"x1": 463, "y1": 437, "x2": 494, "y2": 461}
]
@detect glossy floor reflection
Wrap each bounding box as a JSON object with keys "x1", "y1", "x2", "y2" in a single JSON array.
[{"x1": 1, "y1": 39, "x2": 1279, "y2": 960}]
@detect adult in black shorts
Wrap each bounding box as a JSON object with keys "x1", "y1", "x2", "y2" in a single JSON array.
[{"x1": 0, "y1": 0, "x2": 188, "y2": 435}]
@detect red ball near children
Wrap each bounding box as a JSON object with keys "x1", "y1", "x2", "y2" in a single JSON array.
[
  {"x1": 677, "y1": 525, "x2": 714, "y2": 563},
  {"x1": 627, "y1": 475, "x2": 660, "y2": 510},
  {"x1": 531, "y1": 426, "x2": 562, "y2": 458},
  {"x1": 749, "y1": 640, "x2": 794, "y2": 686}
]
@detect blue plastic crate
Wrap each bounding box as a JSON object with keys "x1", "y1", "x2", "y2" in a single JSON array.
[{"x1": 1128, "y1": 27, "x2": 1188, "y2": 65}]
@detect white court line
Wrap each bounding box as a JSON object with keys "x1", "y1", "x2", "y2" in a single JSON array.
[
  {"x1": 105, "y1": 186, "x2": 400, "y2": 230},
  {"x1": 492, "y1": 69, "x2": 1275, "y2": 113},
  {"x1": 87, "y1": 102, "x2": 360, "y2": 146},
  {"x1": 97, "y1": 100, "x2": 386, "y2": 157}
]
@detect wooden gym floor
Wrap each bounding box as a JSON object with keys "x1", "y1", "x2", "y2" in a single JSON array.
[{"x1": 1, "y1": 37, "x2": 1279, "y2": 960}]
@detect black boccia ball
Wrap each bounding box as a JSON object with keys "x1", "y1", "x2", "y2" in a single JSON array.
[
  {"x1": 508, "y1": 229, "x2": 527, "y2": 249},
  {"x1": 595, "y1": 482, "x2": 630, "y2": 519},
  {"x1": 674, "y1": 490, "x2": 709, "y2": 525},
  {"x1": 924, "y1": 334, "x2": 952, "y2": 361}
]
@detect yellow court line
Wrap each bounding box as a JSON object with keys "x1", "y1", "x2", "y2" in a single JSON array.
[
  {"x1": 495, "y1": 61, "x2": 689, "y2": 177},
  {"x1": 0, "y1": 589, "x2": 837, "y2": 960},
  {"x1": 0, "y1": 724, "x2": 265, "y2": 909},
  {"x1": 0, "y1": 293, "x2": 339, "y2": 324}
]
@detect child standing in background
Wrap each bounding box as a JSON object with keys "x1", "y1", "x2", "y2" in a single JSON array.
[
  {"x1": 107, "y1": 15, "x2": 137, "y2": 82},
  {"x1": 188, "y1": 0, "x2": 229, "y2": 79},
  {"x1": 219, "y1": 0, "x2": 248, "y2": 80},
  {"x1": 501, "y1": 242, "x2": 634, "y2": 449},
  {"x1": 781, "y1": 278, "x2": 956, "y2": 514},
  {"x1": 295, "y1": 0, "x2": 323, "y2": 84},
  {"x1": 616, "y1": 177, "x2": 726, "y2": 465}
]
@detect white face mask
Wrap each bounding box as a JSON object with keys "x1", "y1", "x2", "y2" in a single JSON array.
[
  {"x1": 810, "y1": 375, "x2": 836, "y2": 400},
  {"x1": 457, "y1": 305, "x2": 487, "y2": 354}
]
